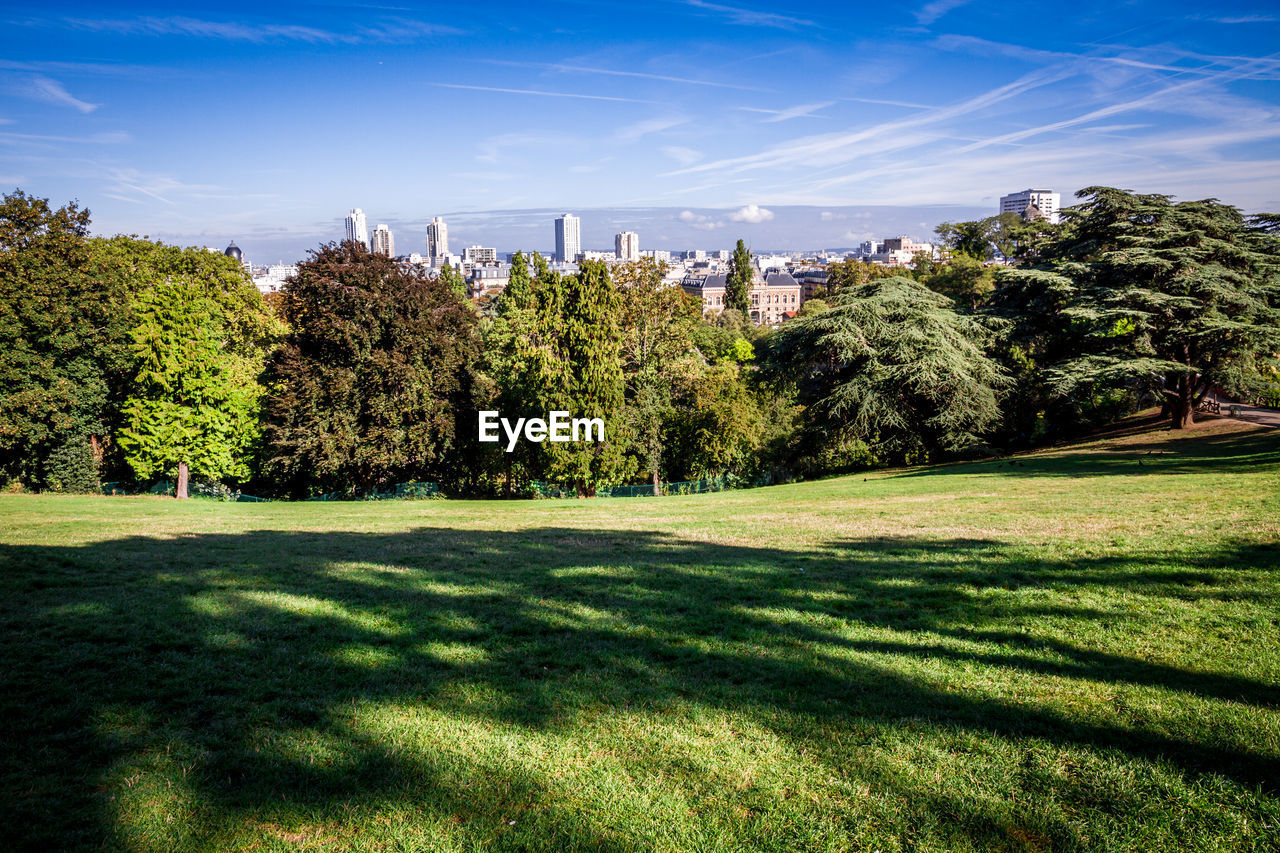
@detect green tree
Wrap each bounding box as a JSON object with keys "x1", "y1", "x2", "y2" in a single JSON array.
[
  {"x1": 547, "y1": 260, "x2": 634, "y2": 496},
  {"x1": 823, "y1": 257, "x2": 896, "y2": 297},
  {"x1": 724, "y1": 238, "x2": 753, "y2": 316},
  {"x1": 999, "y1": 187, "x2": 1280, "y2": 430},
  {"x1": 438, "y1": 262, "x2": 467, "y2": 298},
  {"x1": 116, "y1": 248, "x2": 278, "y2": 496},
  {"x1": 615, "y1": 259, "x2": 702, "y2": 493},
  {"x1": 261, "y1": 241, "x2": 479, "y2": 496},
  {"x1": 483, "y1": 251, "x2": 568, "y2": 492},
  {"x1": 765, "y1": 277, "x2": 1008, "y2": 463},
  {"x1": 918, "y1": 252, "x2": 996, "y2": 310},
  {"x1": 0, "y1": 190, "x2": 131, "y2": 492}
]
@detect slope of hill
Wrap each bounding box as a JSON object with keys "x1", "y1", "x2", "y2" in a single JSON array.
[{"x1": 1, "y1": 415, "x2": 1277, "y2": 851}]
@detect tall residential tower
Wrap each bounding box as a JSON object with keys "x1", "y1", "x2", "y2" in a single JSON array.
[
  {"x1": 615, "y1": 231, "x2": 639, "y2": 262},
  {"x1": 554, "y1": 213, "x2": 580, "y2": 263},
  {"x1": 371, "y1": 224, "x2": 395, "y2": 257},
  {"x1": 345, "y1": 208, "x2": 369, "y2": 247},
  {"x1": 427, "y1": 216, "x2": 449, "y2": 264}
]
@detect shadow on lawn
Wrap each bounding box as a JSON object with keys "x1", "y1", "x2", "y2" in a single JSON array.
[
  {"x1": 889, "y1": 423, "x2": 1280, "y2": 481},
  {"x1": 1, "y1": 526, "x2": 1278, "y2": 849}
]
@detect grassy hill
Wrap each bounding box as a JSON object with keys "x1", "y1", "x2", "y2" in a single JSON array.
[{"x1": 2, "y1": 414, "x2": 1278, "y2": 852}]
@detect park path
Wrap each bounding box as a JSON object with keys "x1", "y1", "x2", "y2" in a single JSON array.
[{"x1": 1224, "y1": 401, "x2": 1280, "y2": 429}]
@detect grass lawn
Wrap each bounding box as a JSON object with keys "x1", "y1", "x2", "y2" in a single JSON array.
[{"x1": 2, "y1": 412, "x2": 1278, "y2": 852}]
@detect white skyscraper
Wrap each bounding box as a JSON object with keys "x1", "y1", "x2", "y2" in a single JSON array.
[
  {"x1": 999, "y1": 189, "x2": 1061, "y2": 224},
  {"x1": 555, "y1": 213, "x2": 581, "y2": 263},
  {"x1": 615, "y1": 231, "x2": 639, "y2": 262},
  {"x1": 371, "y1": 224, "x2": 395, "y2": 257},
  {"x1": 427, "y1": 216, "x2": 449, "y2": 263},
  {"x1": 345, "y1": 208, "x2": 369, "y2": 247}
]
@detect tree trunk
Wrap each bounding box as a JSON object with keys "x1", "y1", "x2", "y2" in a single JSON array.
[
  {"x1": 176, "y1": 461, "x2": 189, "y2": 499},
  {"x1": 652, "y1": 468, "x2": 660, "y2": 497},
  {"x1": 1171, "y1": 377, "x2": 1195, "y2": 430}
]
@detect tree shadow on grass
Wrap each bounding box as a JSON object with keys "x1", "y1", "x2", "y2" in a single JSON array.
[
  {"x1": 1, "y1": 526, "x2": 1278, "y2": 850},
  {"x1": 890, "y1": 421, "x2": 1280, "y2": 481}
]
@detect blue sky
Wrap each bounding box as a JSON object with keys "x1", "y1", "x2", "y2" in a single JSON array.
[{"x1": 3, "y1": 1, "x2": 1279, "y2": 261}]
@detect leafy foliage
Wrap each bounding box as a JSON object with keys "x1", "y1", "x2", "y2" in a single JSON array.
[
  {"x1": 261, "y1": 241, "x2": 479, "y2": 496},
  {"x1": 994, "y1": 187, "x2": 1280, "y2": 429},
  {"x1": 765, "y1": 277, "x2": 1008, "y2": 462},
  {"x1": 0, "y1": 191, "x2": 131, "y2": 491},
  {"x1": 724, "y1": 238, "x2": 753, "y2": 316}
]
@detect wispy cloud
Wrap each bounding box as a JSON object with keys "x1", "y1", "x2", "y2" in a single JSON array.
[
  {"x1": 102, "y1": 167, "x2": 223, "y2": 206},
  {"x1": 473, "y1": 132, "x2": 578, "y2": 164},
  {"x1": 683, "y1": 0, "x2": 817, "y2": 30},
  {"x1": 661, "y1": 146, "x2": 703, "y2": 166},
  {"x1": 5, "y1": 75, "x2": 99, "y2": 113},
  {"x1": 1208, "y1": 15, "x2": 1278, "y2": 24},
  {"x1": 485, "y1": 60, "x2": 767, "y2": 92},
  {"x1": 915, "y1": 0, "x2": 972, "y2": 26},
  {"x1": 678, "y1": 209, "x2": 725, "y2": 230},
  {"x1": 740, "y1": 101, "x2": 835, "y2": 122},
  {"x1": 616, "y1": 116, "x2": 689, "y2": 141},
  {"x1": 669, "y1": 67, "x2": 1072, "y2": 177},
  {"x1": 0, "y1": 130, "x2": 128, "y2": 144},
  {"x1": 432, "y1": 83, "x2": 654, "y2": 104},
  {"x1": 62, "y1": 15, "x2": 462, "y2": 44}
]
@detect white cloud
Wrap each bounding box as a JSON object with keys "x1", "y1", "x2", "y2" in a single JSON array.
[
  {"x1": 915, "y1": 0, "x2": 972, "y2": 26},
  {"x1": 616, "y1": 116, "x2": 688, "y2": 141},
  {"x1": 679, "y1": 210, "x2": 724, "y2": 230},
  {"x1": 684, "y1": 0, "x2": 817, "y2": 30},
  {"x1": 730, "y1": 204, "x2": 774, "y2": 223},
  {"x1": 8, "y1": 75, "x2": 98, "y2": 113},
  {"x1": 661, "y1": 146, "x2": 703, "y2": 166},
  {"x1": 741, "y1": 101, "x2": 835, "y2": 122}
]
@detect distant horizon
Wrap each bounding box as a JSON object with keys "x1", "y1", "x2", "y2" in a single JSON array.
[{"x1": 131, "y1": 202, "x2": 998, "y2": 265}]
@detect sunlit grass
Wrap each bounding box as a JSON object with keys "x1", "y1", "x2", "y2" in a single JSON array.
[{"x1": 1, "y1": 413, "x2": 1278, "y2": 851}]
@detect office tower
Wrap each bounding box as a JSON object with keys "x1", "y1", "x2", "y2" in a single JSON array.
[
  {"x1": 615, "y1": 231, "x2": 639, "y2": 262},
  {"x1": 999, "y1": 189, "x2": 1061, "y2": 224},
  {"x1": 427, "y1": 216, "x2": 449, "y2": 262},
  {"x1": 345, "y1": 208, "x2": 369, "y2": 247},
  {"x1": 555, "y1": 213, "x2": 581, "y2": 263},
  {"x1": 371, "y1": 224, "x2": 395, "y2": 257}
]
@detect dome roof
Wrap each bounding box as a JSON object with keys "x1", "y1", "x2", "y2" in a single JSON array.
[{"x1": 224, "y1": 241, "x2": 243, "y2": 261}]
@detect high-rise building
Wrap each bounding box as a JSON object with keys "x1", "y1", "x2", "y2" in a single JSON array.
[
  {"x1": 371, "y1": 224, "x2": 395, "y2": 257},
  {"x1": 999, "y1": 189, "x2": 1060, "y2": 224},
  {"x1": 345, "y1": 208, "x2": 369, "y2": 247},
  {"x1": 427, "y1": 216, "x2": 449, "y2": 263},
  {"x1": 555, "y1": 213, "x2": 581, "y2": 263},
  {"x1": 615, "y1": 231, "x2": 639, "y2": 262}
]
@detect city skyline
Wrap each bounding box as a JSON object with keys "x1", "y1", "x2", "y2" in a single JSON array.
[{"x1": 2, "y1": 1, "x2": 1278, "y2": 262}]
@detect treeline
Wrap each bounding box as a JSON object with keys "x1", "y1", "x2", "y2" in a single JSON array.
[{"x1": 1, "y1": 187, "x2": 1277, "y2": 498}]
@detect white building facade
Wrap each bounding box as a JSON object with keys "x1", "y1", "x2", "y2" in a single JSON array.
[
  {"x1": 371, "y1": 224, "x2": 395, "y2": 257},
  {"x1": 999, "y1": 189, "x2": 1061, "y2": 224},
  {"x1": 427, "y1": 216, "x2": 449, "y2": 264},
  {"x1": 345, "y1": 208, "x2": 369, "y2": 247},
  {"x1": 614, "y1": 230, "x2": 639, "y2": 262},
  {"x1": 555, "y1": 213, "x2": 581, "y2": 263}
]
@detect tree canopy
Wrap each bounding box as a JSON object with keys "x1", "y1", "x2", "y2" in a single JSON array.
[
  {"x1": 994, "y1": 187, "x2": 1280, "y2": 429},
  {"x1": 261, "y1": 241, "x2": 479, "y2": 496},
  {"x1": 765, "y1": 277, "x2": 1008, "y2": 463}
]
